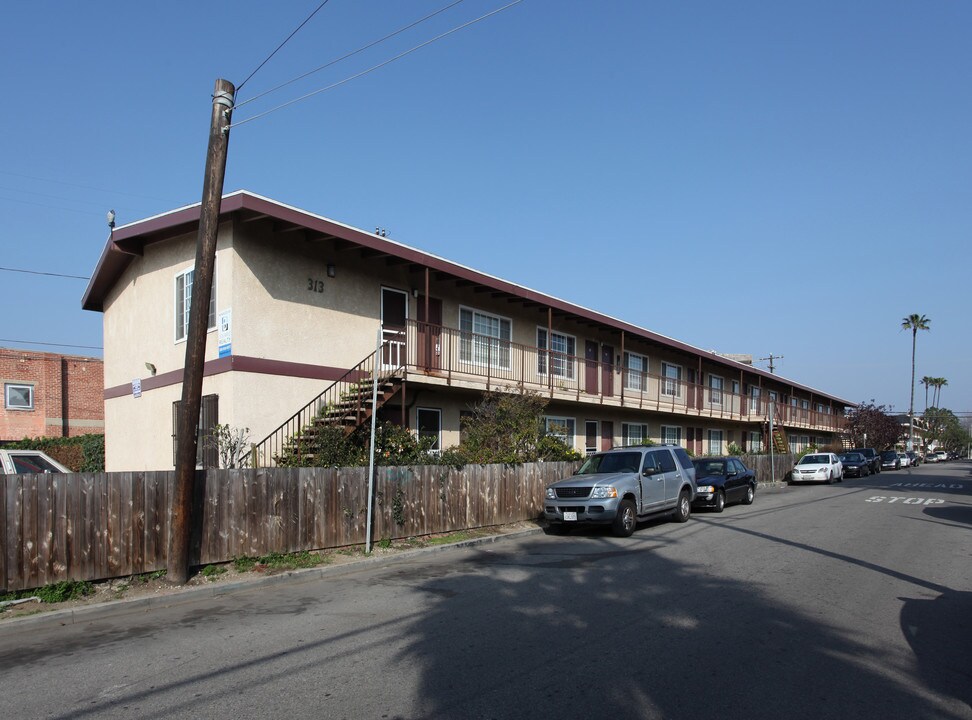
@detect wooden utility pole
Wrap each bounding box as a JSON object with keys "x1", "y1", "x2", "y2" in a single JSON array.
[{"x1": 168, "y1": 78, "x2": 235, "y2": 584}]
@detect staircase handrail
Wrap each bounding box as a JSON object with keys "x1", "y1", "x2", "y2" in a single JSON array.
[{"x1": 242, "y1": 343, "x2": 404, "y2": 468}]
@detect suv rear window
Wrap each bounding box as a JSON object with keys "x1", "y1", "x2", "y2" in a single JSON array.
[{"x1": 655, "y1": 449, "x2": 677, "y2": 472}]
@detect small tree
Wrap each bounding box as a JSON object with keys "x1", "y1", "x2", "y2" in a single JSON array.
[
  {"x1": 208, "y1": 424, "x2": 251, "y2": 469},
  {"x1": 845, "y1": 401, "x2": 902, "y2": 450}
]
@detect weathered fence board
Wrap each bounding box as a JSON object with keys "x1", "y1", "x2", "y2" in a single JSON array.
[{"x1": 1, "y1": 461, "x2": 578, "y2": 593}]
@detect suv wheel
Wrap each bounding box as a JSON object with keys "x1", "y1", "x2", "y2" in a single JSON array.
[
  {"x1": 672, "y1": 490, "x2": 691, "y2": 523},
  {"x1": 612, "y1": 499, "x2": 637, "y2": 537}
]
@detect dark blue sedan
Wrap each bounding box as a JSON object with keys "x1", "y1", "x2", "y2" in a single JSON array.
[{"x1": 691, "y1": 456, "x2": 757, "y2": 512}]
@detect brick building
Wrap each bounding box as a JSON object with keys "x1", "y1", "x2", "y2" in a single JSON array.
[{"x1": 0, "y1": 348, "x2": 104, "y2": 443}]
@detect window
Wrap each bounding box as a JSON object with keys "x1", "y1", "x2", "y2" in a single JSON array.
[
  {"x1": 708, "y1": 429, "x2": 723, "y2": 455},
  {"x1": 624, "y1": 352, "x2": 648, "y2": 392},
  {"x1": 749, "y1": 386, "x2": 761, "y2": 412},
  {"x1": 417, "y1": 408, "x2": 442, "y2": 453},
  {"x1": 459, "y1": 307, "x2": 511, "y2": 369},
  {"x1": 661, "y1": 425, "x2": 681, "y2": 446},
  {"x1": 661, "y1": 362, "x2": 682, "y2": 398},
  {"x1": 543, "y1": 416, "x2": 576, "y2": 447},
  {"x1": 708, "y1": 375, "x2": 723, "y2": 406},
  {"x1": 731, "y1": 380, "x2": 740, "y2": 395},
  {"x1": 175, "y1": 267, "x2": 216, "y2": 343},
  {"x1": 4, "y1": 383, "x2": 34, "y2": 410},
  {"x1": 747, "y1": 431, "x2": 762, "y2": 452},
  {"x1": 622, "y1": 423, "x2": 649, "y2": 446},
  {"x1": 655, "y1": 448, "x2": 677, "y2": 472},
  {"x1": 171, "y1": 394, "x2": 219, "y2": 468},
  {"x1": 537, "y1": 328, "x2": 575, "y2": 379}
]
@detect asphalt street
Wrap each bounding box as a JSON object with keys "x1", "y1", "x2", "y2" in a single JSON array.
[{"x1": 1, "y1": 461, "x2": 970, "y2": 720}]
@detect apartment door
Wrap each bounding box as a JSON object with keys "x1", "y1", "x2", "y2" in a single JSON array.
[
  {"x1": 601, "y1": 345, "x2": 614, "y2": 397},
  {"x1": 416, "y1": 296, "x2": 443, "y2": 372},
  {"x1": 601, "y1": 421, "x2": 614, "y2": 451},
  {"x1": 585, "y1": 341, "x2": 598, "y2": 394},
  {"x1": 381, "y1": 287, "x2": 407, "y2": 368}
]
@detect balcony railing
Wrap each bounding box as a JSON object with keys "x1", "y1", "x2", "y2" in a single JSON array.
[{"x1": 403, "y1": 320, "x2": 844, "y2": 433}]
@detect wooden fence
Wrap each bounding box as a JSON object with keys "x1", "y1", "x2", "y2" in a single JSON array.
[{"x1": 1, "y1": 462, "x2": 577, "y2": 593}]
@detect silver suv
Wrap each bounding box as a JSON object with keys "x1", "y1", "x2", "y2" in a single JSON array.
[{"x1": 543, "y1": 445, "x2": 697, "y2": 537}]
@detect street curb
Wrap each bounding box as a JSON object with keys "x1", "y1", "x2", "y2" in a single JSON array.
[{"x1": 0, "y1": 527, "x2": 545, "y2": 633}]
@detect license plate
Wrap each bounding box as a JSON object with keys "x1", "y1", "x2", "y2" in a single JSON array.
[{"x1": 563, "y1": 511, "x2": 578, "y2": 521}]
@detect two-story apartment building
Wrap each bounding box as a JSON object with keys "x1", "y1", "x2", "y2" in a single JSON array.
[{"x1": 82, "y1": 191, "x2": 853, "y2": 471}]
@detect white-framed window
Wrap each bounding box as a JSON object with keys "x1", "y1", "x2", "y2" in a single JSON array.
[
  {"x1": 661, "y1": 425, "x2": 682, "y2": 446},
  {"x1": 661, "y1": 362, "x2": 682, "y2": 398},
  {"x1": 731, "y1": 380, "x2": 740, "y2": 395},
  {"x1": 624, "y1": 352, "x2": 648, "y2": 392},
  {"x1": 747, "y1": 431, "x2": 762, "y2": 453},
  {"x1": 416, "y1": 408, "x2": 442, "y2": 453},
  {"x1": 749, "y1": 386, "x2": 761, "y2": 412},
  {"x1": 708, "y1": 374, "x2": 723, "y2": 406},
  {"x1": 801, "y1": 399, "x2": 810, "y2": 410},
  {"x1": 815, "y1": 403, "x2": 825, "y2": 414},
  {"x1": 543, "y1": 416, "x2": 576, "y2": 448},
  {"x1": 4, "y1": 383, "x2": 34, "y2": 410},
  {"x1": 175, "y1": 266, "x2": 216, "y2": 343},
  {"x1": 537, "y1": 328, "x2": 575, "y2": 379},
  {"x1": 622, "y1": 423, "x2": 649, "y2": 446},
  {"x1": 708, "y1": 429, "x2": 723, "y2": 455},
  {"x1": 459, "y1": 307, "x2": 511, "y2": 369}
]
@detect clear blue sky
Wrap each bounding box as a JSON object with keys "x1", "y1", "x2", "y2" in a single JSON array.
[{"x1": 2, "y1": 1, "x2": 969, "y2": 414}]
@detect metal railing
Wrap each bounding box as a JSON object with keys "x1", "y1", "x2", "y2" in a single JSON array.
[
  {"x1": 243, "y1": 342, "x2": 404, "y2": 468},
  {"x1": 403, "y1": 320, "x2": 845, "y2": 433}
]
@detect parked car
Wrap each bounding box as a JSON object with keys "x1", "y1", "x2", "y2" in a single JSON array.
[
  {"x1": 544, "y1": 445, "x2": 697, "y2": 537},
  {"x1": 897, "y1": 453, "x2": 911, "y2": 468},
  {"x1": 880, "y1": 450, "x2": 901, "y2": 471},
  {"x1": 924, "y1": 451, "x2": 938, "y2": 463},
  {"x1": 691, "y1": 456, "x2": 756, "y2": 512},
  {"x1": 906, "y1": 451, "x2": 920, "y2": 467},
  {"x1": 0, "y1": 449, "x2": 71, "y2": 474},
  {"x1": 791, "y1": 452, "x2": 843, "y2": 484},
  {"x1": 935, "y1": 451, "x2": 949, "y2": 463},
  {"x1": 848, "y1": 448, "x2": 881, "y2": 474},
  {"x1": 837, "y1": 452, "x2": 870, "y2": 478}
]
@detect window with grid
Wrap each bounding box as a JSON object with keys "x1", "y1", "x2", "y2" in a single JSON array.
[
  {"x1": 175, "y1": 267, "x2": 216, "y2": 342},
  {"x1": 748, "y1": 431, "x2": 762, "y2": 452},
  {"x1": 624, "y1": 352, "x2": 648, "y2": 391},
  {"x1": 4, "y1": 383, "x2": 34, "y2": 410},
  {"x1": 537, "y1": 328, "x2": 575, "y2": 379},
  {"x1": 622, "y1": 423, "x2": 649, "y2": 446},
  {"x1": 661, "y1": 425, "x2": 681, "y2": 446},
  {"x1": 708, "y1": 375, "x2": 723, "y2": 405},
  {"x1": 707, "y1": 429, "x2": 723, "y2": 455},
  {"x1": 749, "y1": 386, "x2": 761, "y2": 412},
  {"x1": 459, "y1": 308, "x2": 511, "y2": 369},
  {"x1": 661, "y1": 362, "x2": 682, "y2": 397},
  {"x1": 543, "y1": 416, "x2": 576, "y2": 448}
]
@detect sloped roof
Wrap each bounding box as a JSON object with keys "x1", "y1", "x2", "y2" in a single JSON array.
[{"x1": 82, "y1": 190, "x2": 854, "y2": 406}]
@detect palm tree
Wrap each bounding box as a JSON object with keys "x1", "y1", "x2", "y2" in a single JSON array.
[
  {"x1": 902, "y1": 313, "x2": 931, "y2": 450},
  {"x1": 934, "y1": 377, "x2": 948, "y2": 407},
  {"x1": 921, "y1": 376, "x2": 933, "y2": 411}
]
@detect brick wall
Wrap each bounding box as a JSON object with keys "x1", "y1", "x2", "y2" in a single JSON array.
[{"x1": 0, "y1": 348, "x2": 104, "y2": 442}]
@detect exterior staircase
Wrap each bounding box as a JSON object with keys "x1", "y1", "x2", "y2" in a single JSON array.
[
  {"x1": 243, "y1": 343, "x2": 405, "y2": 468},
  {"x1": 763, "y1": 404, "x2": 789, "y2": 454}
]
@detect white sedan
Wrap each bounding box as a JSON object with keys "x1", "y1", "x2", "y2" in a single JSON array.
[
  {"x1": 897, "y1": 453, "x2": 911, "y2": 468},
  {"x1": 791, "y1": 452, "x2": 843, "y2": 484}
]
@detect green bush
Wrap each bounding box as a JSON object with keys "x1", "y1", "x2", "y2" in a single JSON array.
[{"x1": 7, "y1": 434, "x2": 105, "y2": 472}]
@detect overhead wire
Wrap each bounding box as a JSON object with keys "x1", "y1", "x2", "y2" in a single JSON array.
[
  {"x1": 234, "y1": 0, "x2": 468, "y2": 111},
  {"x1": 230, "y1": 0, "x2": 524, "y2": 129},
  {"x1": 237, "y1": 0, "x2": 332, "y2": 94},
  {"x1": 0, "y1": 266, "x2": 90, "y2": 281},
  {"x1": 0, "y1": 339, "x2": 103, "y2": 351}
]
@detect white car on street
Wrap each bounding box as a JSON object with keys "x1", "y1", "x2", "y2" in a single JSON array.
[
  {"x1": 791, "y1": 452, "x2": 843, "y2": 484},
  {"x1": 0, "y1": 449, "x2": 71, "y2": 474}
]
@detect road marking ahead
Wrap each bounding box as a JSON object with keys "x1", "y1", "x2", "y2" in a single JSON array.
[
  {"x1": 865, "y1": 496, "x2": 945, "y2": 505},
  {"x1": 886, "y1": 482, "x2": 967, "y2": 489}
]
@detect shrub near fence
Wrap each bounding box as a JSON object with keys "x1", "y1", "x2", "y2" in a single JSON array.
[{"x1": 1, "y1": 461, "x2": 579, "y2": 593}]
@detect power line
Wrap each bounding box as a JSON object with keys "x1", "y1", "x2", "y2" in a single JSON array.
[
  {"x1": 0, "y1": 339, "x2": 103, "y2": 351},
  {"x1": 0, "y1": 170, "x2": 176, "y2": 204},
  {"x1": 235, "y1": 0, "x2": 468, "y2": 111},
  {"x1": 0, "y1": 194, "x2": 104, "y2": 217},
  {"x1": 0, "y1": 266, "x2": 90, "y2": 280},
  {"x1": 230, "y1": 0, "x2": 524, "y2": 129},
  {"x1": 237, "y1": 0, "x2": 332, "y2": 93}
]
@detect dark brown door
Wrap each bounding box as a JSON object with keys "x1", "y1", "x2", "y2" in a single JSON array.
[
  {"x1": 416, "y1": 296, "x2": 443, "y2": 372},
  {"x1": 601, "y1": 345, "x2": 614, "y2": 397},
  {"x1": 601, "y1": 421, "x2": 614, "y2": 451},
  {"x1": 381, "y1": 288, "x2": 407, "y2": 367},
  {"x1": 585, "y1": 341, "x2": 598, "y2": 394}
]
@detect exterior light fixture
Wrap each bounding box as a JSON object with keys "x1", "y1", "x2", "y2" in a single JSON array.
[{"x1": 326, "y1": 264, "x2": 336, "y2": 278}]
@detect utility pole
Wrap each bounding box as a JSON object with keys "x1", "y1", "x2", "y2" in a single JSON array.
[
  {"x1": 759, "y1": 354, "x2": 783, "y2": 374},
  {"x1": 168, "y1": 78, "x2": 235, "y2": 584}
]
